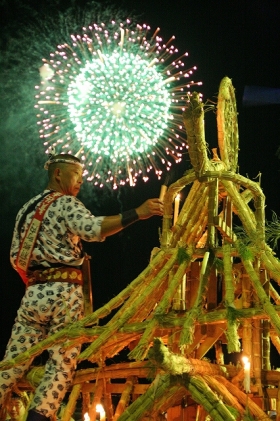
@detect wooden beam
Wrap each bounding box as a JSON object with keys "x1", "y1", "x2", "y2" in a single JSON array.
[
  {"x1": 195, "y1": 323, "x2": 224, "y2": 359},
  {"x1": 213, "y1": 215, "x2": 237, "y2": 243},
  {"x1": 82, "y1": 382, "x2": 150, "y2": 395}
]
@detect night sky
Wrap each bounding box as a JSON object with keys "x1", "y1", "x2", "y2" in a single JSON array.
[{"x1": 1, "y1": 0, "x2": 280, "y2": 360}]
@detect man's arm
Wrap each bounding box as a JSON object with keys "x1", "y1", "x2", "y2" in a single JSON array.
[{"x1": 100, "y1": 198, "x2": 163, "y2": 237}]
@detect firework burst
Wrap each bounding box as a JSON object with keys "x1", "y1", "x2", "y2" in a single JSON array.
[{"x1": 35, "y1": 19, "x2": 201, "y2": 188}]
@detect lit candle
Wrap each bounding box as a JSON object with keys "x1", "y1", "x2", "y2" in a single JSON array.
[
  {"x1": 159, "y1": 184, "x2": 167, "y2": 201},
  {"x1": 96, "y1": 404, "x2": 106, "y2": 421},
  {"x1": 84, "y1": 413, "x2": 90, "y2": 421},
  {"x1": 173, "y1": 194, "x2": 180, "y2": 225},
  {"x1": 242, "y1": 356, "x2": 251, "y2": 393}
]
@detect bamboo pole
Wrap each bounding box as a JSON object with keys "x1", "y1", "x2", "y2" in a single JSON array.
[
  {"x1": 203, "y1": 375, "x2": 243, "y2": 419},
  {"x1": 113, "y1": 376, "x2": 135, "y2": 420},
  {"x1": 128, "y1": 273, "x2": 169, "y2": 323},
  {"x1": 100, "y1": 334, "x2": 141, "y2": 361},
  {"x1": 223, "y1": 242, "x2": 240, "y2": 353},
  {"x1": 161, "y1": 170, "x2": 196, "y2": 248},
  {"x1": 182, "y1": 92, "x2": 208, "y2": 175},
  {"x1": 239, "y1": 253, "x2": 280, "y2": 337},
  {"x1": 270, "y1": 331, "x2": 280, "y2": 355},
  {"x1": 129, "y1": 258, "x2": 191, "y2": 360},
  {"x1": 149, "y1": 385, "x2": 186, "y2": 415},
  {"x1": 170, "y1": 182, "x2": 208, "y2": 246},
  {"x1": 181, "y1": 196, "x2": 209, "y2": 246},
  {"x1": 61, "y1": 384, "x2": 81, "y2": 421},
  {"x1": 222, "y1": 180, "x2": 257, "y2": 238},
  {"x1": 154, "y1": 257, "x2": 192, "y2": 316},
  {"x1": 79, "y1": 251, "x2": 178, "y2": 361},
  {"x1": 21, "y1": 359, "x2": 252, "y2": 393},
  {"x1": 262, "y1": 319, "x2": 271, "y2": 371},
  {"x1": 208, "y1": 178, "x2": 219, "y2": 248},
  {"x1": 128, "y1": 318, "x2": 160, "y2": 361},
  {"x1": 148, "y1": 338, "x2": 229, "y2": 377},
  {"x1": 17, "y1": 305, "x2": 280, "y2": 385},
  {"x1": 260, "y1": 250, "x2": 280, "y2": 284},
  {"x1": 80, "y1": 248, "x2": 166, "y2": 328},
  {"x1": 218, "y1": 377, "x2": 270, "y2": 420},
  {"x1": 232, "y1": 189, "x2": 256, "y2": 224},
  {"x1": 242, "y1": 273, "x2": 252, "y2": 310},
  {"x1": 118, "y1": 372, "x2": 236, "y2": 421},
  {"x1": 180, "y1": 375, "x2": 236, "y2": 421},
  {"x1": 117, "y1": 374, "x2": 172, "y2": 421},
  {"x1": 172, "y1": 272, "x2": 186, "y2": 311},
  {"x1": 180, "y1": 251, "x2": 214, "y2": 348},
  {"x1": 172, "y1": 179, "x2": 201, "y2": 229},
  {"x1": 0, "y1": 251, "x2": 167, "y2": 371},
  {"x1": 270, "y1": 283, "x2": 280, "y2": 304},
  {"x1": 217, "y1": 77, "x2": 239, "y2": 173}
]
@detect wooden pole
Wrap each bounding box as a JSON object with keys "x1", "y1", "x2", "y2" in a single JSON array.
[
  {"x1": 88, "y1": 379, "x2": 103, "y2": 421},
  {"x1": 252, "y1": 319, "x2": 263, "y2": 397},
  {"x1": 82, "y1": 253, "x2": 93, "y2": 315}
]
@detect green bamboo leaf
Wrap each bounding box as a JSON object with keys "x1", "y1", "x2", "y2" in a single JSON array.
[
  {"x1": 236, "y1": 240, "x2": 254, "y2": 261},
  {"x1": 226, "y1": 305, "x2": 243, "y2": 324},
  {"x1": 214, "y1": 257, "x2": 224, "y2": 273},
  {"x1": 177, "y1": 247, "x2": 190, "y2": 264},
  {"x1": 265, "y1": 210, "x2": 280, "y2": 249}
]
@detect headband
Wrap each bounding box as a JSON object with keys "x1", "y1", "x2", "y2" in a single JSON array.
[{"x1": 44, "y1": 157, "x2": 83, "y2": 170}]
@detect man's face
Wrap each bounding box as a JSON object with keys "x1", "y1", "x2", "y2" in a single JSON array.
[
  {"x1": 57, "y1": 163, "x2": 83, "y2": 196},
  {"x1": 6, "y1": 398, "x2": 25, "y2": 421}
]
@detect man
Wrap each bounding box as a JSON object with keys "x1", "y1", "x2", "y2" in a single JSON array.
[
  {"x1": 5, "y1": 392, "x2": 29, "y2": 421},
  {"x1": 0, "y1": 153, "x2": 163, "y2": 421}
]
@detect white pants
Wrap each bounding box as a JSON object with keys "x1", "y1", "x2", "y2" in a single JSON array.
[{"x1": 0, "y1": 282, "x2": 84, "y2": 417}]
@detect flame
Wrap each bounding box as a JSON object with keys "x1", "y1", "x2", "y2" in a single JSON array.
[
  {"x1": 242, "y1": 355, "x2": 249, "y2": 365},
  {"x1": 96, "y1": 404, "x2": 105, "y2": 414}
]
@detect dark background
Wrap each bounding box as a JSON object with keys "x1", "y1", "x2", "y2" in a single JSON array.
[{"x1": 1, "y1": 0, "x2": 280, "y2": 361}]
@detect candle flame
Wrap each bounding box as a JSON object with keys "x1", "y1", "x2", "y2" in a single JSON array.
[
  {"x1": 242, "y1": 355, "x2": 251, "y2": 393},
  {"x1": 242, "y1": 356, "x2": 249, "y2": 365},
  {"x1": 96, "y1": 404, "x2": 105, "y2": 414}
]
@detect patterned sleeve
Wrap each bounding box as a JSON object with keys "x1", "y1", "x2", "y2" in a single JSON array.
[{"x1": 61, "y1": 196, "x2": 105, "y2": 242}]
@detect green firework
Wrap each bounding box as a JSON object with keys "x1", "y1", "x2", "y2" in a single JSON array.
[{"x1": 35, "y1": 20, "x2": 201, "y2": 188}]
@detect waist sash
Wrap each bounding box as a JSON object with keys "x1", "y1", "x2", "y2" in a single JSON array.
[{"x1": 27, "y1": 266, "x2": 83, "y2": 286}]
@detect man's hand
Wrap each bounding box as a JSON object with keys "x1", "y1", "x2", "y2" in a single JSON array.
[
  {"x1": 136, "y1": 198, "x2": 164, "y2": 220},
  {"x1": 101, "y1": 198, "x2": 163, "y2": 237}
]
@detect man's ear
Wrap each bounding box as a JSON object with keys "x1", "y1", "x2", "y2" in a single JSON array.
[{"x1": 54, "y1": 167, "x2": 62, "y2": 180}]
